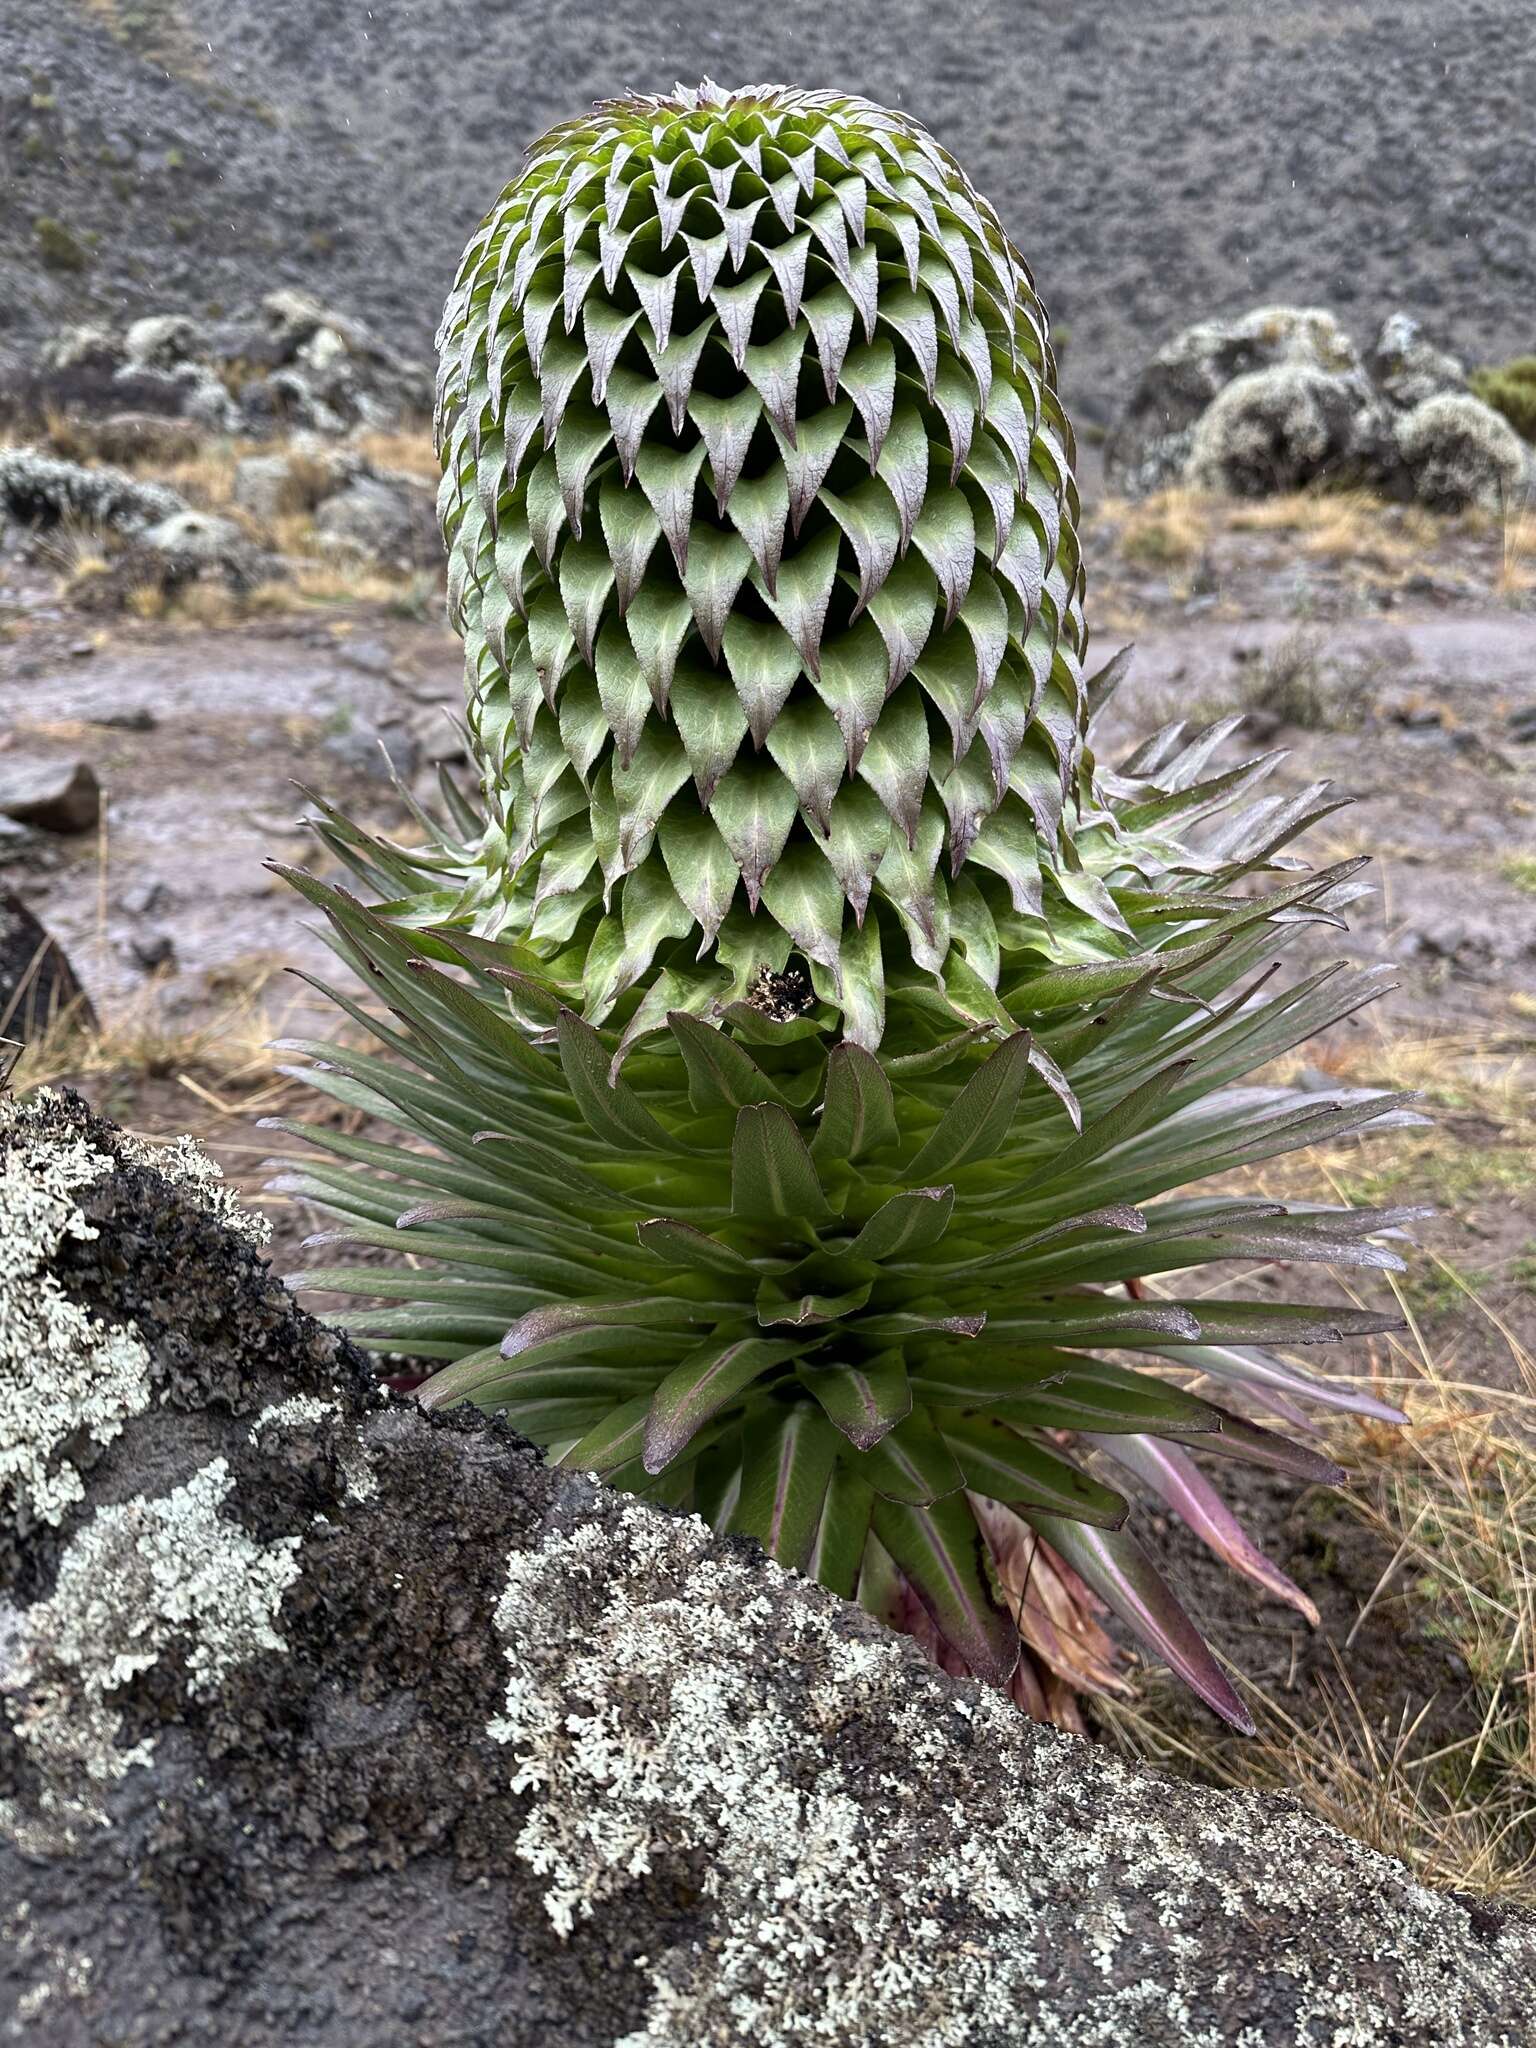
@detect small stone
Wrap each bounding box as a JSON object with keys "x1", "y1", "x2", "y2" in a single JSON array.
[
  {"x1": 91, "y1": 706, "x2": 157, "y2": 733},
  {"x1": 1506, "y1": 705, "x2": 1536, "y2": 744},
  {"x1": 336, "y1": 635, "x2": 395, "y2": 678},
  {"x1": 0, "y1": 760, "x2": 102, "y2": 835},
  {"x1": 322, "y1": 720, "x2": 421, "y2": 783},
  {"x1": 129, "y1": 930, "x2": 175, "y2": 972},
  {"x1": 119, "y1": 881, "x2": 168, "y2": 918},
  {"x1": 68, "y1": 640, "x2": 95, "y2": 660}
]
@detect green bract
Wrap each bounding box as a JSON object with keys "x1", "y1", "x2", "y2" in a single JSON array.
[
  {"x1": 434, "y1": 80, "x2": 1086, "y2": 1042},
  {"x1": 276, "y1": 83, "x2": 1418, "y2": 1731}
]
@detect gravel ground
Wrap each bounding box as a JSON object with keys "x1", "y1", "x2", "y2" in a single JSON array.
[{"x1": 2, "y1": 1, "x2": 1534, "y2": 417}]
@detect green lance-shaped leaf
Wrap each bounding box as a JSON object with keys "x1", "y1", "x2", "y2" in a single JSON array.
[
  {"x1": 658, "y1": 805, "x2": 738, "y2": 945},
  {"x1": 846, "y1": 1187, "x2": 956, "y2": 1261},
  {"x1": 871, "y1": 1492, "x2": 1020, "y2": 1690},
  {"x1": 707, "y1": 752, "x2": 798, "y2": 908},
  {"x1": 644, "y1": 1333, "x2": 801, "y2": 1472},
  {"x1": 799, "y1": 1349, "x2": 912, "y2": 1450},
  {"x1": 635, "y1": 439, "x2": 709, "y2": 572},
  {"x1": 721, "y1": 614, "x2": 802, "y2": 747},
  {"x1": 941, "y1": 1415, "x2": 1129, "y2": 1529},
  {"x1": 729, "y1": 1400, "x2": 840, "y2": 1569},
  {"x1": 731, "y1": 1102, "x2": 832, "y2": 1224},
  {"x1": 903, "y1": 1029, "x2": 1034, "y2": 1179},
  {"x1": 558, "y1": 1392, "x2": 653, "y2": 1477},
  {"x1": 636, "y1": 1217, "x2": 753, "y2": 1275},
  {"x1": 810, "y1": 1041, "x2": 898, "y2": 1167},
  {"x1": 857, "y1": 1405, "x2": 966, "y2": 1505},
  {"x1": 773, "y1": 400, "x2": 855, "y2": 532},
  {"x1": 759, "y1": 841, "x2": 846, "y2": 972},
  {"x1": 807, "y1": 1463, "x2": 876, "y2": 1600},
  {"x1": 556, "y1": 1008, "x2": 681, "y2": 1155},
  {"x1": 690, "y1": 387, "x2": 763, "y2": 517},
  {"x1": 599, "y1": 472, "x2": 662, "y2": 613},
  {"x1": 667, "y1": 1009, "x2": 789, "y2": 1114},
  {"x1": 756, "y1": 1272, "x2": 875, "y2": 1328}
]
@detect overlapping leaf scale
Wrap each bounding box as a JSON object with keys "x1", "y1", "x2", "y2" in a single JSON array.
[
  {"x1": 278, "y1": 764, "x2": 1413, "y2": 1730},
  {"x1": 433, "y1": 82, "x2": 1090, "y2": 1035}
]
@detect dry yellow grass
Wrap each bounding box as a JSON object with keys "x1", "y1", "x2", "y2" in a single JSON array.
[
  {"x1": 1102, "y1": 1011, "x2": 1536, "y2": 1902},
  {"x1": 1498, "y1": 502, "x2": 1536, "y2": 601},
  {"x1": 1104, "y1": 1299, "x2": 1536, "y2": 1904},
  {"x1": 351, "y1": 426, "x2": 440, "y2": 483},
  {"x1": 1090, "y1": 483, "x2": 1519, "y2": 599}
]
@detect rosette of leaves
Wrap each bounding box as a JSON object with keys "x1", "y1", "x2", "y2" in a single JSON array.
[
  {"x1": 274, "y1": 701, "x2": 1421, "y2": 1731},
  {"x1": 272, "y1": 84, "x2": 1420, "y2": 1729}
]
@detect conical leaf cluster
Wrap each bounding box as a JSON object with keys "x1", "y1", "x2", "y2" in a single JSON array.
[{"x1": 436, "y1": 81, "x2": 1087, "y2": 1041}]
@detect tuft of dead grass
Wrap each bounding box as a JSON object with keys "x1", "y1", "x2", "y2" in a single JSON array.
[
  {"x1": 1104, "y1": 1309, "x2": 1536, "y2": 1904},
  {"x1": 1105, "y1": 1012, "x2": 1536, "y2": 1903}
]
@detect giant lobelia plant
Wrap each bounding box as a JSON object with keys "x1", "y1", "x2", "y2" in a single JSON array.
[{"x1": 270, "y1": 83, "x2": 1418, "y2": 1730}]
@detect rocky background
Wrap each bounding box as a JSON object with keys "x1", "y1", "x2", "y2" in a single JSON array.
[{"x1": 3, "y1": 0, "x2": 1536, "y2": 423}]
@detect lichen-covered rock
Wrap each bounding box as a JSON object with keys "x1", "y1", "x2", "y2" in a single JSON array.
[
  {"x1": 1107, "y1": 303, "x2": 1514, "y2": 508},
  {"x1": 2, "y1": 1094, "x2": 1533, "y2": 2045},
  {"x1": 0, "y1": 448, "x2": 186, "y2": 536},
  {"x1": 1187, "y1": 363, "x2": 1390, "y2": 497},
  {"x1": 1104, "y1": 305, "x2": 1367, "y2": 497},
  {"x1": 122, "y1": 315, "x2": 206, "y2": 375},
  {"x1": 1395, "y1": 391, "x2": 1533, "y2": 512},
  {"x1": 1368, "y1": 311, "x2": 1469, "y2": 413}
]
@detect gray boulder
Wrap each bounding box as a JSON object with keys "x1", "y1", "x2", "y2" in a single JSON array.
[
  {"x1": 313, "y1": 473, "x2": 438, "y2": 570},
  {"x1": 35, "y1": 326, "x2": 121, "y2": 378},
  {"x1": 138, "y1": 509, "x2": 248, "y2": 565},
  {"x1": 0, "y1": 761, "x2": 102, "y2": 836},
  {"x1": 1107, "y1": 304, "x2": 1518, "y2": 510},
  {"x1": 122, "y1": 315, "x2": 206, "y2": 374},
  {"x1": 0, "y1": 449, "x2": 185, "y2": 536},
  {"x1": 1104, "y1": 305, "x2": 1368, "y2": 497},
  {"x1": 1368, "y1": 311, "x2": 1469, "y2": 412},
  {"x1": 231, "y1": 452, "x2": 308, "y2": 523},
  {"x1": 1188, "y1": 363, "x2": 1390, "y2": 497},
  {"x1": 1395, "y1": 391, "x2": 1533, "y2": 512},
  {"x1": 2, "y1": 1092, "x2": 1532, "y2": 2047},
  {"x1": 71, "y1": 511, "x2": 280, "y2": 614}
]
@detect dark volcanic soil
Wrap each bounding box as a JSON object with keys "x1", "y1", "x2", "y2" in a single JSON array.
[{"x1": 4, "y1": 1, "x2": 1536, "y2": 418}]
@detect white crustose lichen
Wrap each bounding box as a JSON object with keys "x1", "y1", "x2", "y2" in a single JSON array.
[
  {"x1": 1, "y1": 1095, "x2": 154, "y2": 1527},
  {"x1": 487, "y1": 1494, "x2": 1533, "y2": 2048},
  {"x1": 0, "y1": 1457, "x2": 302, "y2": 1853}
]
